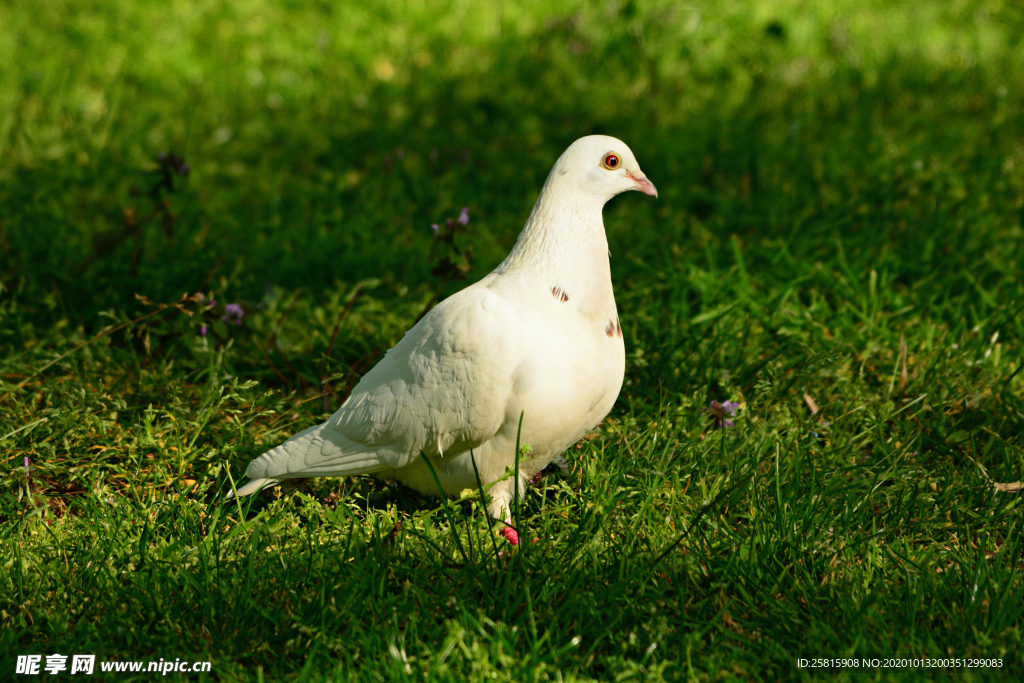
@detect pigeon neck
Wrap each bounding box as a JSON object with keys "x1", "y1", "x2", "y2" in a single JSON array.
[{"x1": 497, "y1": 182, "x2": 611, "y2": 280}]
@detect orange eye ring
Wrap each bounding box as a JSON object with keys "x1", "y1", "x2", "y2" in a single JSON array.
[{"x1": 601, "y1": 153, "x2": 620, "y2": 170}]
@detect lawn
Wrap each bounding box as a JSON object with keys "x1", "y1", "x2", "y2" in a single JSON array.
[{"x1": 2, "y1": 0, "x2": 1024, "y2": 680}]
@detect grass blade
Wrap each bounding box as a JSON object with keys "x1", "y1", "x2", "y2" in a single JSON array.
[{"x1": 420, "y1": 450, "x2": 469, "y2": 564}]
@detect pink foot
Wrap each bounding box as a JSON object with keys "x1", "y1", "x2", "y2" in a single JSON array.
[{"x1": 499, "y1": 520, "x2": 519, "y2": 546}]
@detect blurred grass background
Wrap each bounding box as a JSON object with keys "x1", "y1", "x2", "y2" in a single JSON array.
[
  {"x1": 4, "y1": 0, "x2": 1022, "y2": 317},
  {"x1": 2, "y1": 0, "x2": 1024, "y2": 680}
]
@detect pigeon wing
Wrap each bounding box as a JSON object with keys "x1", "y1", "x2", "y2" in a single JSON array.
[{"x1": 244, "y1": 287, "x2": 522, "y2": 482}]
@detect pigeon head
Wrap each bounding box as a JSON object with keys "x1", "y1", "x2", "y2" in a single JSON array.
[{"x1": 554, "y1": 135, "x2": 657, "y2": 201}]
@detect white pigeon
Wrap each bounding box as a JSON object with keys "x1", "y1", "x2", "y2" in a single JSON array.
[{"x1": 229, "y1": 135, "x2": 657, "y2": 541}]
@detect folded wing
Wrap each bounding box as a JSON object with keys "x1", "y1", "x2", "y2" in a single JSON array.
[{"x1": 241, "y1": 287, "x2": 522, "y2": 486}]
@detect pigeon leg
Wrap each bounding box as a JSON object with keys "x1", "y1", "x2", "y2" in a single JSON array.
[
  {"x1": 485, "y1": 482, "x2": 519, "y2": 544},
  {"x1": 486, "y1": 480, "x2": 514, "y2": 520}
]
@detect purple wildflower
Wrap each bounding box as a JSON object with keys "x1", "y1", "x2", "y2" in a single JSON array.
[
  {"x1": 199, "y1": 325, "x2": 208, "y2": 336},
  {"x1": 222, "y1": 303, "x2": 244, "y2": 325},
  {"x1": 457, "y1": 207, "x2": 469, "y2": 226},
  {"x1": 24, "y1": 457, "x2": 30, "y2": 474},
  {"x1": 431, "y1": 223, "x2": 440, "y2": 236},
  {"x1": 707, "y1": 400, "x2": 739, "y2": 429}
]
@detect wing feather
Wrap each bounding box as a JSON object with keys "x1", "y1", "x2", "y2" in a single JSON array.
[
  {"x1": 326, "y1": 287, "x2": 522, "y2": 467},
  {"x1": 245, "y1": 286, "x2": 522, "y2": 484}
]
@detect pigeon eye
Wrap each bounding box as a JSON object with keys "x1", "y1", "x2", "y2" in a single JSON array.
[{"x1": 601, "y1": 153, "x2": 620, "y2": 170}]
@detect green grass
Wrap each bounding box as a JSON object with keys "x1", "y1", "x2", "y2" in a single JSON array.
[{"x1": 3, "y1": 0, "x2": 1024, "y2": 680}]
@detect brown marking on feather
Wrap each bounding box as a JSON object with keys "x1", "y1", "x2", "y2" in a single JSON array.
[
  {"x1": 616, "y1": 318, "x2": 622, "y2": 338},
  {"x1": 550, "y1": 286, "x2": 569, "y2": 302},
  {"x1": 605, "y1": 321, "x2": 615, "y2": 337}
]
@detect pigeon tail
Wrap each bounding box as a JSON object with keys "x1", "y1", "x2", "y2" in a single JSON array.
[
  {"x1": 225, "y1": 477, "x2": 280, "y2": 500},
  {"x1": 235, "y1": 423, "x2": 388, "y2": 497}
]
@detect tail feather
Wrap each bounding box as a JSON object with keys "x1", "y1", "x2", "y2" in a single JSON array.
[
  {"x1": 225, "y1": 477, "x2": 279, "y2": 500},
  {"x1": 245, "y1": 424, "x2": 321, "y2": 479},
  {"x1": 231, "y1": 422, "x2": 388, "y2": 497}
]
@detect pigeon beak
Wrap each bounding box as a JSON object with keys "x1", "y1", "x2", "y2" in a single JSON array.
[{"x1": 626, "y1": 171, "x2": 658, "y2": 197}]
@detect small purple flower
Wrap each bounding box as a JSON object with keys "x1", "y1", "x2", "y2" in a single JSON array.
[
  {"x1": 457, "y1": 207, "x2": 469, "y2": 226},
  {"x1": 208, "y1": 299, "x2": 217, "y2": 308},
  {"x1": 24, "y1": 457, "x2": 30, "y2": 474},
  {"x1": 222, "y1": 303, "x2": 244, "y2": 325},
  {"x1": 199, "y1": 325, "x2": 208, "y2": 336},
  {"x1": 707, "y1": 400, "x2": 739, "y2": 429},
  {"x1": 431, "y1": 223, "x2": 440, "y2": 236}
]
